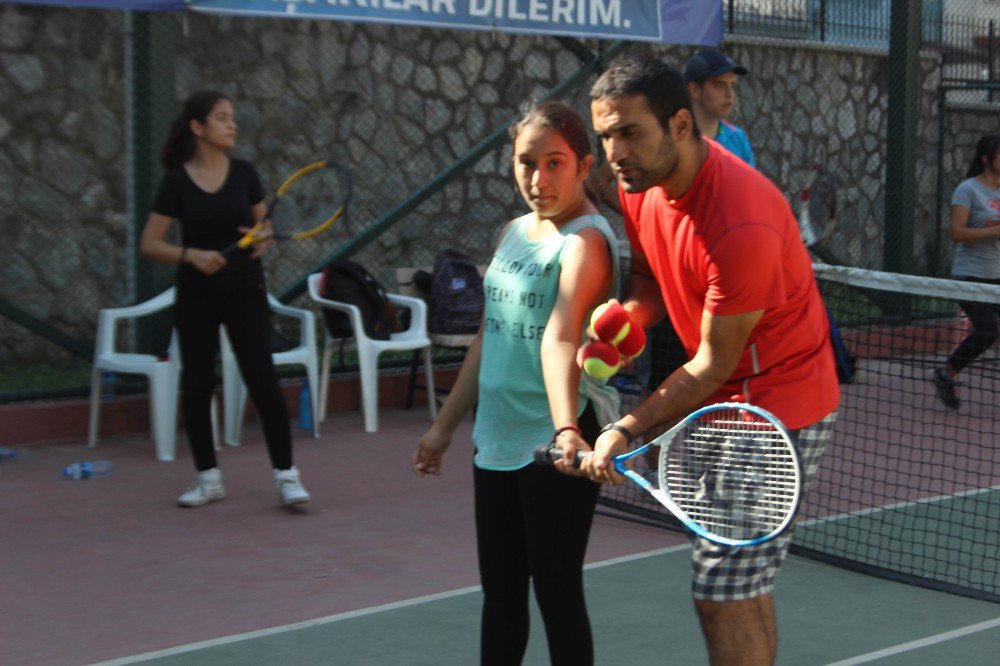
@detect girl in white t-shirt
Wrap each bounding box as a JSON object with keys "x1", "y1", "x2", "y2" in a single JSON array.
[{"x1": 932, "y1": 134, "x2": 1000, "y2": 409}]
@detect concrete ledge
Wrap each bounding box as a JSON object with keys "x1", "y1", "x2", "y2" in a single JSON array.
[{"x1": 0, "y1": 368, "x2": 459, "y2": 447}]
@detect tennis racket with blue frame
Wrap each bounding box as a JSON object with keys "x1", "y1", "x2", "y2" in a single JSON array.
[{"x1": 535, "y1": 402, "x2": 803, "y2": 547}]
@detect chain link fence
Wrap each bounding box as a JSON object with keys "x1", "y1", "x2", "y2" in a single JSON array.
[
  {"x1": 725, "y1": 0, "x2": 943, "y2": 46},
  {"x1": 1, "y1": 2, "x2": 998, "y2": 402}
]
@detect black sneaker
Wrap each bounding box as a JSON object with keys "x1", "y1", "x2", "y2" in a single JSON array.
[{"x1": 932, "y1": 369, "x2": 959, "y2": 409}]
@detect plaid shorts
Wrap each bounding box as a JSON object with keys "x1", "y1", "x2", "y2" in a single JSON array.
[{"x1": 690, "y1": 411, "x2": 837, "y2": 601}]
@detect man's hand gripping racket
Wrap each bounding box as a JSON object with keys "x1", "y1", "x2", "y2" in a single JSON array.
[
  {"x1": 223, "y1": 159, "x2": 352, "y2": 257},
  {"x1": 535, "y1": 402, "x2": 803, "y2": 547}
]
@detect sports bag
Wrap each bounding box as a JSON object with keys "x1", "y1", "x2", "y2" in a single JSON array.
[
  {"x1": 426, "y1": 249, "x2": 484, "y2": 334},
  {"x1": 320, "y1": 260, "x2": 395, "y2": 341},
  {"x1": 827, "y1": 309, "x2": 856, "y2": 384}
]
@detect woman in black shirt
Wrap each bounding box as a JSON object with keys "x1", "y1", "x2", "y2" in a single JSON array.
[{"x1": 140, "y1": 90, "x2": 310, "y2": 507}]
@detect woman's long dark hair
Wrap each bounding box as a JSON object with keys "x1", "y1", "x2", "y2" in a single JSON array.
[
  {"x1": 159, "y1": 90, "x2": 230, "y2": 170},
  {"x1": 965, "y1": 134, "x2": 1000, "y2": 179}
]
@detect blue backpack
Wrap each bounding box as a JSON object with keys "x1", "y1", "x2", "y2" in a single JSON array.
[
  {"x1": 424, "y1": 249, "x2": 484, "y2": 335},
  {"x1": 827, "y1": 309, "x2": 856, "y2": 384}
]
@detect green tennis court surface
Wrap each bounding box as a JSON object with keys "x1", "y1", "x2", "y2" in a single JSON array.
[
  {"x1": 797, "y1": 486, "x2": 1000, "y2": 594},
  {"x1": 95, "y1": 547, "x2": 999, "y2": 665}
]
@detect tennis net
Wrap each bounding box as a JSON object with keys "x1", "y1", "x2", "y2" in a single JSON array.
[{"x1": 600, "y1": 264, "x2": 1000, "y2": 604}]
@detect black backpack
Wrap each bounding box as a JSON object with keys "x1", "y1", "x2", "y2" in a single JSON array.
[
  {"x1": 320, "y1": 260, "x2": 395, "y2": 341},
  {"x1": 425, "y1": 249, "x2": 484, "y2": 334}
]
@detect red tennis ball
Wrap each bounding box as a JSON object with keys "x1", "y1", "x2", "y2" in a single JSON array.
[
  {"x1": 591, "y1": 301, "x2": 631, "y2": 345},
  {"x1": 617, "y1": 323, "x2": 646, "y2": 359},
  {"x1": 580, "y1": 340, "x2": 622, "y2": 379}
]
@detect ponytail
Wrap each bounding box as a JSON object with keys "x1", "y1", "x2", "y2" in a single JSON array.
[
  {"x1": 159, "y1": 117, "x2": 192, "y2": 170},
  {"x1": 159, "y1": 90, "x2": 229, "y2": 170},
  {"x1": 965, "y1": 134, "x2": 1000, "y2": 179}
]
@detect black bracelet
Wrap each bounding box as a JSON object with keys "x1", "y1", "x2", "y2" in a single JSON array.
[
  {"x1": 599, "y1": 422, "x2": 634, "y2": 443},
  {"x1": 552, "y1": 425, "x2": 581, "y2": 441}
]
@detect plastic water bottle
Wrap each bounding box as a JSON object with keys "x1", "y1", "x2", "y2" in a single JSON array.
[
  {"x1": 101, "y1": 371, "x2": 117, "y2": 400},
  {"x1": 298, "y1": 380, "x2": 313, "y2": 431},
  {"x1": 62, "y1": 461, "x2": 112, "y2": 480}
]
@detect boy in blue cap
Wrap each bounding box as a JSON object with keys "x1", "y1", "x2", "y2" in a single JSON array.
[{"x1": 685, "y1": 48, "x2": 755, "y2": 167}]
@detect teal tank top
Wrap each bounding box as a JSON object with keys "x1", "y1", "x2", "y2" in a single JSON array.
[{"x1": 472, "y1": 213, "x2": 620, "y2": 470}]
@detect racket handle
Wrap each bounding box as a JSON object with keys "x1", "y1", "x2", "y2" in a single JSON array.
[
  {"x1": 532, "y1": 445, "x2": 585, "y2": 468},
  {"x1": 220, "y1": 242, "x2": 241, "y2": 257}
]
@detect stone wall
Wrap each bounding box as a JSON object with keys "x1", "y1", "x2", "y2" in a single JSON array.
[
  {"x1": 720, "y1": 38, "x2": 943, "y2": 270},
  {"x1": 0, "y1": 4, "x2": 994, "y2": 366},
  {"x1": 1, "y1": 8, "x2": 130, "y2": 363}
]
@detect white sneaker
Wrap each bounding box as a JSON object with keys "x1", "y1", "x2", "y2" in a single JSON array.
[
  {"x1": 177, "y1": 468, "x2": 225, "y2": 507},
  {"x1": 274, "y1": 466, "x2": 310, "y2": 506}
]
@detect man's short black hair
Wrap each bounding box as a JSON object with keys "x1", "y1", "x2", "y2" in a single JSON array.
[{"x1": 590, "y1": 58, "x2": 698, "y2": 136}]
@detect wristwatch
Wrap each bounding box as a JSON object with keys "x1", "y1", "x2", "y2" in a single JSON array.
[{"x1": 599, "y1": 422, "x2": 634, "y2": 443}]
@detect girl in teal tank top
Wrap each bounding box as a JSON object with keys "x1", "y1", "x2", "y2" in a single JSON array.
[
  {"x1": 411, "y1": 101, "x2": 619, "y2": 665},
  {"x1": 472, "y1": 211, "x2": 618, "y2": 469}
]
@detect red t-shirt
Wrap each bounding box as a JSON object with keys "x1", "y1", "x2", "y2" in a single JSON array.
[{"x1": 620, "y1": 140, "x2": 839, "y2": 429}]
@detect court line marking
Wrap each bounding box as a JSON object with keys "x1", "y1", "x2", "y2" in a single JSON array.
[
  {"x1": 799, "y1": 482, "x2": 1000, "y2": 527},
  {"x1": 823, "y1": 616, "x2": 1000, "y2": 665},
  {"x1": 89, "y1": 545, "x2": 689, "y2": 666}
]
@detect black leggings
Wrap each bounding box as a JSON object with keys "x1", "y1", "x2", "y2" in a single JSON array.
[
  {"x1": 473, "y1": 403, "x2": 601, "y2": 666},
  {"x1": 175, "y1": 283, "x2": 291, "y2": 472},
  {"x1": 947, "y1": 277, "x2": 1000, "y2": 373}
]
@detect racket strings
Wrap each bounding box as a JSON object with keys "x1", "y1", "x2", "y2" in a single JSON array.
[
  {"x1": 270, "y1": 167, "x2": 350, "y2": 234},
  {"x1": 660, "y1": 413, "x2": 799, "y2": 541}
]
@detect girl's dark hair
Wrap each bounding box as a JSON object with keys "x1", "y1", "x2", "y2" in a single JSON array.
[
  {"x1": 590, "y1": 57, "x2": 700, "y2": 137},
  {"x1": 965, "y1": 134, "x2": 1000, "y2": 179},
  {"x1": 159, "y1": 90, "x2": 230, "y2": 170},
  {"x1": 508, "y1": 100, "x2": 593, "y2": 162},
  {"x1": 508, "y1": 100, "x2": 597, "y2": 204}
]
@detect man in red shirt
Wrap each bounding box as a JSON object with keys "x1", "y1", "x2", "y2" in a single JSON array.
[{"x1": 581, "y1": 58, "x2": 839, "y2": 665}]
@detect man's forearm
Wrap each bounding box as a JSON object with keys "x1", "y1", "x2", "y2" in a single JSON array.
[{"x1": 615, "y1": 363, "x2": 723, "y2": 439}]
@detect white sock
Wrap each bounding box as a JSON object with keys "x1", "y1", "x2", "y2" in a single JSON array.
[{"x1": 199, "y1": 468, "x2": 221, "y2": 483}]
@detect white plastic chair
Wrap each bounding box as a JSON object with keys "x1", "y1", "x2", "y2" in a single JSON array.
[
  {"x1": 220, "y1": 294, "x2": 320, "y2": 445},
  {"x1": 89, "y1": 288, "x2": 222, "y2": 461},
  {"x1": 307, "y1": 272, "x2": 437, "y2": 432},
  {"x1": 89, "y1": 289, "x2": 180, "y2": 461}
]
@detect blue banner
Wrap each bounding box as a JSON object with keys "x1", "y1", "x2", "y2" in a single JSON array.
[
  {"x1": 8, "y1": 0, "x2": 184, "y2": 9},
  {"x1": 188, "y1": 0, "x2": 722, "y2": 46}
]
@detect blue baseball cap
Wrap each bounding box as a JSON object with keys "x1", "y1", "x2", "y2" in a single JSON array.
[{"x1": 684, "y1": 49, "x2": 748, "y2": 83}]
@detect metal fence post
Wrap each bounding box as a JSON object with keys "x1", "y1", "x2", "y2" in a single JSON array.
[
  {"x1": 884, "y1": 0, "x2": 921, "y2": 275},
  {"x1": 128, "y1": 12, "x2": 176, "y2": 350}
]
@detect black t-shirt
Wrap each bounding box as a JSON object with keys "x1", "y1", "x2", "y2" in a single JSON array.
[{"x1": 152, "y1": 157, "x2": 266, "y2": 289}]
